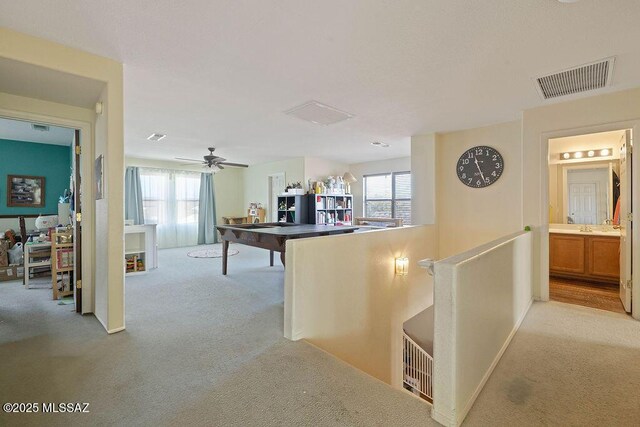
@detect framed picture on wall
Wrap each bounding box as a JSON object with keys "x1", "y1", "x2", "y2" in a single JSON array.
[
  {"x1": 95, "y1": 154, "x2": 104, "y2": 200},
  {"x1": 7, "y1": 175, "x2": 45, "y2": 208}
]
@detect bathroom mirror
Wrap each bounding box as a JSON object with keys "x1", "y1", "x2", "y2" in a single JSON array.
[{"x1": 548, "y1": 160, "x2": 619, "y2": 225}]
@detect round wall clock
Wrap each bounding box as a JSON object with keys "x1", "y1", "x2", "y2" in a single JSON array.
[{"x1": 456, "y1": 146, "x2": 504, "y2": 188}]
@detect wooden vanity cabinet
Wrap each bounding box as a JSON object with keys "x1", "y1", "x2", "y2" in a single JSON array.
[{"x1": 549, "y1": 233, "x2": 619, "y2": 284}]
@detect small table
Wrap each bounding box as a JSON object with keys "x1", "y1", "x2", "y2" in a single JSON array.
[
  {"x1": 216, "y1": 223, "x2": 358, "y2": 275},
  {"x1": 222, "y1": 216, "x2": 248, "y2": 225}
]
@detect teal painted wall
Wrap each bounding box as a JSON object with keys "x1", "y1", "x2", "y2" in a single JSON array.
[{"x1": 0, "y1": 139, "x2": 72, "y2": 215}]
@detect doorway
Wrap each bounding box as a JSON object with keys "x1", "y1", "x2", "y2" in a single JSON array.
[
  {"x1": 547, "y1": 129, "x2": 631, "y2": 314},
  {"x1": 268, "y1": 173, "x2": 285, "y2": 222},
  {"x1": 0, "y1": 117, "x2": 83, "y2": 311}
]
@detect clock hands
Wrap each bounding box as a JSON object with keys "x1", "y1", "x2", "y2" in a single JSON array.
[{"x1": 474, "y1": 157, "x2": 486, "y2": 183}]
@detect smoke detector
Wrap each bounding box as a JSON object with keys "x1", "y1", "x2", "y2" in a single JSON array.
[
  {"x1": 147, "y1": 133, "x2": 167, "y2": 141},
  {"x1": 535, "y1": 57, "x2": 615, "y2": 100},
  {"x1": 284, "y1": 101, "x2": 354, "y2": 126}
]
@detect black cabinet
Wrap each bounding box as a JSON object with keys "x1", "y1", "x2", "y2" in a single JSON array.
[{"x1": 277, "y1": 194, "x2": 309, "y2": 224}]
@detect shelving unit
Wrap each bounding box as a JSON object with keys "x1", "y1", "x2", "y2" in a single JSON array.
[
  {"x1": 124, "y1": 224, "x2": 158, "y2": 276},
  {"x1": 24, "y1": 242, "x2": 52, "y2": 289},
  {"x1": 277, "y1": 194, "x2": 309, "y2": 224},
  {"x1": 51, "y1": 231, "x2": 74, "y2": 300},
  {"x1": 308, "y1": 194, "x2": 353, "y2": 225}
]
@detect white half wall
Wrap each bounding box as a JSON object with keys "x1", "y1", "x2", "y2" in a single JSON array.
[
  {"x1": 432, "y1": 231, "x2": 533, "y2": 426},
  {"x1": 284, "y1": 226, "x2": 437, "y2": 387},
  {"x1": 411, "y1": 134, "x2": 436, "y2": 225}
]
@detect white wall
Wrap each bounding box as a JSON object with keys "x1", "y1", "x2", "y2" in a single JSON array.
[
  {"x1": 284, "y1": 226, "x2": 437, "y2": 387},
  {"x1": 125, "y1": 157, "x2": 245, "y2": 225},
  {"x1": 436, "y1": 121, "x2": 523, "y2": 258},
  {"x1": 348, "y1": 157, "x2": 411, "y2": 218},
  {"x1": 432, "y1": 231, "x2": 532, "y2": 426},
  {"x1": 522, "y1": 87, "x2": 640, "y2": 303},
  {"x1": 411, "y1": 134, "x2": 437, "y2": 225},
  {"x1": 304, "y1": 156, "x2": 348, "y2": 186},
  {"x1": 242, "y1": 157, "x2": 304, "y2": 220}
]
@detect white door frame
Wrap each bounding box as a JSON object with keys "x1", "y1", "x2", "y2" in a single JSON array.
[
  {"x1": 540, "y1": 119, "x2": 640, "y2": 320},
  {"x1": 0, "y1": 108, "x2": 95, "y2": 315},
  {"x1": 268, "y1": 173, "x2": 285, "y2": 222}
]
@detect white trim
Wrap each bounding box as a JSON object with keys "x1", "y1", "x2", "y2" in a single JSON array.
[
  {"x1": 456, "y1": 298, "x2": 533, "y2": 426},
  {"x1": 107, "y1": 326, "x2": 126, "y2": 334},
  {"x1": 540, "y1": 119, "x2": 640, "y2": 319},
  {"x1": 0, "y1": 107, "x2": 95, "y2": 316},
  {"x1": 267, "y1": 172, "x2": 286, "y2": 222}
]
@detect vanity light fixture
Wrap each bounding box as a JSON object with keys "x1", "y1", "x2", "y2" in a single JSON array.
[
  {"x1": 559, "y1": 148, "x2": 613, "y2": 161},
  {"x1": 395, "y1": 257, "x2": 409, "y2": 276}
]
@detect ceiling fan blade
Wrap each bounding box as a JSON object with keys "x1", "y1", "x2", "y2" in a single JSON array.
[
  {"x1": 175, "y1": 157, "x2": 204, "y2": 163},
  {"x1": 217, "y1": 164, "x2": 225, "y2": 170},
  {"x1": 218, "y1": 162, "x2": 248, "y2": 168}
]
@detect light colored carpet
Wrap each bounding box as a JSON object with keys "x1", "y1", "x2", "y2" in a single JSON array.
[
  {"x1": 2, "y1": 244, "x2": 639, "y2": 426},
  {"x1": 465, "y1": 301, "x2": 640, "y2": 426},
  {"x1": 187, "y1": 248, "x2": 239, "y2": 258},
  {"x1": 0, "y1": 244, "x2": 433, "y2": 426}
]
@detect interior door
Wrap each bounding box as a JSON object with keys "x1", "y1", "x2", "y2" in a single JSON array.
[
  {"x1": 73, "y1": 129, "x2": 82, "y2": 313},
  {"x1": 620, "y1": 130, "x2": 632, "y2": 313},
  {"x1": 569, "y1": 183, "x2": 597, "y2": 224},
  {"x1": 269, "y1": 173, "x2": 285, "y2": 222}
]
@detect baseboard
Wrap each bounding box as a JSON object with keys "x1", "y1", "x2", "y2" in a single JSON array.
[
  {"x1": 456, "y1": 298, "x2": 534, "y2": 425},
  {"x1": 432, "y1": 408, "x2": 455, "y2": 427},
  {"x1": 107, "y1": 325, "x2": 126, "y2": 334}
]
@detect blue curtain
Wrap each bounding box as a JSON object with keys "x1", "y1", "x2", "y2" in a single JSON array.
[
  {"x1": 125, "y1": 166, "x2": 145, "y2": 225},
  {"x1": 198, "y1": 172, "x2": 217, "y2": 244}
]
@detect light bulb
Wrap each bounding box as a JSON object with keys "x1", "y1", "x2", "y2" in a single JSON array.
[
  {"x1": 587, "y1": 150, "x2": 595, "y2": 157},
  {"x1": 562, "y1": 153, "x2": 570, "y2": 159},
  {"x1": 600, "y1": 149, "x2": 610, "y2": 156},
  {"x1": 574, "y1": 152, "x2": 583, "y2": 159}
]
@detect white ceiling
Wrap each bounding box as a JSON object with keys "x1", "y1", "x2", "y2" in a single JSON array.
[
  {"x1": 0, "y1": 117, "x2": 74, "y2": 146},
  {"x1": 1, "y1": 1, "x2": 639, "y2": 165}
]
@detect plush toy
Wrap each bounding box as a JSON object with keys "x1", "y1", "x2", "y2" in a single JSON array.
[{"x1": 3, "y1": 229, "x2": 16, "y2": 247}]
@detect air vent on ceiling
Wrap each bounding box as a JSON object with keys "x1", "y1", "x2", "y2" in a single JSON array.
[
  {"x1": 32, "y1": 124, "x2": 50, "y2": 132},
  {"x1": 147, "y1": 133, "x2": 167, "y2": 141},
  {"x1": 535, "y1": 57, "x2": 615, "y2": 100},
  {"x1": 284, "y1": 101, "x2": 354, "y2": 126}
]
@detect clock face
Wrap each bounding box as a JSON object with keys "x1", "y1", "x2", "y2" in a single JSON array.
[{"x1": 456, "y1": 146, "x2": 504, "y2": 188}]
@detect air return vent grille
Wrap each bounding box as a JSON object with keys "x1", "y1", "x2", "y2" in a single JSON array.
[{"x1": 536, "y1": 57, "x2": 615, "y2": 99}]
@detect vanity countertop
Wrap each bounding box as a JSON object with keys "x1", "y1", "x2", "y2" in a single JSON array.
[{"x1": 549, "y1": 227, "x2": 620, "y2": 237}]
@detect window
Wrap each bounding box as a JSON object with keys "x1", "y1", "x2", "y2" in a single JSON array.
[
  {"x1": 364, "y1": 172, "x2": 411, "y2": 224},
  {"x1": 139, "y1": 168, "x2": 201, "y2": 248}
]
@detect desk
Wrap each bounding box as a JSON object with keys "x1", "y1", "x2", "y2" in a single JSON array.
[
  {"x1": 24, "y1": 242, "x2": 51, "y2": 288},
  {"x1": 216, "y1": 223, "x2": 358, "y2": 275}
]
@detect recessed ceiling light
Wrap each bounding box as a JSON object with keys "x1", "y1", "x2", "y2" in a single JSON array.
[
  {"x1": 147, "y1": 133, "x2": 166, "y2": 141},
  {"x1": 371, "y1": 141, "x2": 389, "y2": 148}
]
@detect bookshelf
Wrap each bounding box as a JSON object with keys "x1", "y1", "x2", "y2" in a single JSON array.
[
  {"x1": 308, "y1": 194, "x2": 353, "y2": 225},
  {"x1": 277, "y1": 194, "x2": 309, "y2": 224},
  {"x1": 51, "y1": 231, "x2": 74, "y2": 300}
]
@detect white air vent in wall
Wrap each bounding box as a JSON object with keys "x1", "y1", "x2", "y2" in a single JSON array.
[
  {"x1": 284, "y1": 101, "x2": 354, "y2": 126},
  {"x1": 32, "y1": 124, "x2": 50, "y2": 132},
  {"x1": 535, "y1": 57, "x2": 615, "y2": 100}
]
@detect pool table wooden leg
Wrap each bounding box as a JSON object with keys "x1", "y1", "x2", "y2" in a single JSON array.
[
  {"x1": 222, "y1": 240, "x2": 229, "y2": 275},
  {"x1": 280, "y1": 251, "x2": 286, "y2": 267},
  {"x1": 270, "y1": 250, "x2": 274, "y2": 267}
]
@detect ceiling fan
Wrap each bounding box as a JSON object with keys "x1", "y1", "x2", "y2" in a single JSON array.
[{"x1": 176, "y1": 147, "x2": 248, "y2": 170}]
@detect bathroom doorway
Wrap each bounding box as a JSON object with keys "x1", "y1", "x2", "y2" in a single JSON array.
[{"x1": 547, "y1": 129, "x2": 632, "y2": 314}]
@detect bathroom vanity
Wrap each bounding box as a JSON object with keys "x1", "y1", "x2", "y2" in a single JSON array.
[{"x1": 549, "y1": 229, "x2": 620, "y2": 284}]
